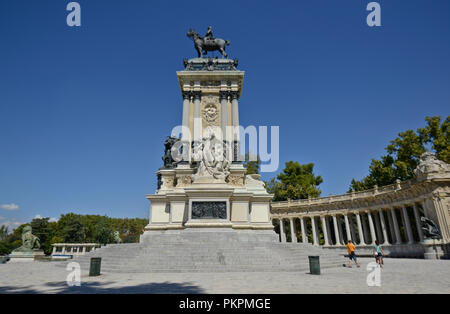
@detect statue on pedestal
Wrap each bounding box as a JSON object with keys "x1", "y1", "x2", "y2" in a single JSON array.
[
  {"x1": 186, "y1": 28, "x2": 230, "y2": 59},
  {"x1": 414, "y1": 152, "x2": 450, "y2": 181},
  {"x1": 113, "y1": 231, "x2": 123, "y2": 244},
  {"x1": 12, "y1": 226, "x2": 40, "y2": 253},
  {"x1": 162, "y1": 136, "x2": 181, "y2": 169},
  {"x1": 421, "y1": 217, "x2": 441, "y2": 240}
]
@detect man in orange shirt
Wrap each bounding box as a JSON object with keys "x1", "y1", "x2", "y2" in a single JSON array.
[{"x1": 346, "y1": 240, "x2": 360, "y2": 268}]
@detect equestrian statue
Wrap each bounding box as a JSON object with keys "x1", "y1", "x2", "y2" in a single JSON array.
[{"x1": 187, "y1": 27, "x2": 230, "y2": 59}]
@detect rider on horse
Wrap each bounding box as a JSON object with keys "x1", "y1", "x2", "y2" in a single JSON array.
[{"x1": 204, "y1": 26, "x2": 214, "y2": 42}]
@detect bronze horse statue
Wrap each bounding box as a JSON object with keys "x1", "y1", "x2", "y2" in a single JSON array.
[{"x1": 187, "y1": 29, "x2": 230, "y2": 59}]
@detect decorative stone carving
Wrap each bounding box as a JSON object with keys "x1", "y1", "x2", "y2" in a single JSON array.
[
  {"x1": 160, "y1": 176, "x2": 175, "y2": 190},
  {"x1": 183, "y1": 58, "x2": 238, "y2": 71},
  {"x1": 192, "y1": 201, "x2": 227, "y2": 219},
  {"x1": 245, "y1": 174, "x2": 266, "y2": 190},
  {"x1": 421, "y1": 217, "x2": 441, "y2": 240},
  {"x1": 202, "y1": 103, "x2": 219, "y2": 125},
  {"x1": 176, "y1": 175, "x2": 192, "y2": 187},
  {"x1": 227, "y1": 174, "x2": 245, "y2": 186},
  {"x1": 415, "y1": 152, "x2": 450, "y2": 181},
  {"x1": 192, "y1": 133, "x2": 230, "y2": 183}
]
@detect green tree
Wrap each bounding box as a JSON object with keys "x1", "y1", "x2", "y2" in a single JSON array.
[
  {"x1": 94, "y1": 216, "x2": 112, "y2": 245},
  {"x1": 350, "y1": 116, "x2": 449, "y2": 191},
  {"x1": 30, "y1": 218, "x2": 53, "y2": 254},
  {"x1": 243, "y1": 153, "x2": 261, "y2": 175},
  {"x1": 58, "y1": 213, "x2": 85, "y2": 243},
  {"x1": 266, "y1": 161, "x2": 323, "y2": 201}
]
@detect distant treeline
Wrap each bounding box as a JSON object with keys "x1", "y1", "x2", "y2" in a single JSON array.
[{"x1": 0, "y1": 213, "x2": 147, "y2": 255}]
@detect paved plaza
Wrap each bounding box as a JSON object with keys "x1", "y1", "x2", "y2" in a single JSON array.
[{"x1": 0, "y1": 258, "x2": 448, "y2": 294}]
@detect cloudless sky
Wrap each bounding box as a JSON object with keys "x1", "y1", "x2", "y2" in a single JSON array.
[{"x1": 0, "y1": 0, "x2": 449, "y2": 228}]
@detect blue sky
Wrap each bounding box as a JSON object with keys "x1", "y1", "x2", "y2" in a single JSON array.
[{"x1": 0, "y1": 0, "x2": 449, "y2": 228}]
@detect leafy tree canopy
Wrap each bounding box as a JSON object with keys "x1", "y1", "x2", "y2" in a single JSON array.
[
  {"x1": 0, "y1": 213, "x2": 147, "y2": 256},
  {"x1": 350, "y1": 116, "x2": 449, "y2": 192},
  {"x1": 243, "y1": 153, "x2": 261, "y2": 175},
  {"x1": 266, "y1": 161, "x2": 323, "y2": 201}
]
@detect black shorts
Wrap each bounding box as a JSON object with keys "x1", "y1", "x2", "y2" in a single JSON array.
[{"x1": 349, "y1": 252, "x2": 357, "y2": 260}]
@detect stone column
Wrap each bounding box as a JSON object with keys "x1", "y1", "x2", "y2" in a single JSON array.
[
  {"x1": 62, "y1": 245, "x2": 66, "y2": 255},
  {"x1": 367, "y1": 211, "x2": 377, "y2": 244},
  {"x1": 310, "y1": 217, "x2": 318, "y2": 246},
  {"x1": 349, "y1": 215, "x2": 357, "y2": 244},
  {"x1": 387, "y1": 209, "x2": 396, "y2": 243},
  {"x1": 344, "y1": 214, "x2": 352, "y2": 242},
  {"x1": 231, "y1": 91, "x2": 240, "y2": 162},
  {"x1": 355, "y1": 212, "x2": 364, "y2": 245},
  {"x1": 279, "y1": 219, "x2": 286, "y2": 243},
  {"x1": 412, "y1": 203, "x2": 424, "y2": 242},
  {"x1": 391, "y1": 208, "x2": 402, "y2": 244},
  {"x1": 401, "y1": 205, "x2": 414, "y2": 244},
  {"x1": 332, "y1": 215, "x2": 341, "y2": 245},
  {"x1": 220, "y1": 90, "x2": 229, "y2": 143},
  {"x1": 321, "y1": 216, "x2": 330, "y2": 246},
  {"x1": 337, "y1": 215, "x2": 345, "y2": 244},
  {"x1": 362, "y1": 213, "x2": 370, "y2": 244},
  {"x1": 300, "y1": 217, "x2": 308, "y2": 244},
  {"x1": 373, "y1": 211, "x2": 383, "y2": 242},
  {"x1": 181, "y1": 91, "x2": 191, "y2": 163},
  {"x1": 192, "y1": 90, "x2": 202, "y2": 145},
  {"x1": 379, "y1": 210, "x2": 390, "y2": 245},
  {"x1": 52, "y1": 245, "x2": 57, "y2": 255},
  {"x1": 289, "y1": 218, "x2": 298, "y2": 243}
]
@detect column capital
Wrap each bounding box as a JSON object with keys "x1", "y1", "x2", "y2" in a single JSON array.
[
  {"x1": 193, "y1": 91, "x2": 202, "y2": 100},
  {"x1": 182, "y1": 90, "x2": 191, "y2": 100},
  {"x1": 230, "y1": 90, "x2": 239, "y2": 100},
  {"x1": 219, "y1": 90, "x2": 229, "y2": 100}
]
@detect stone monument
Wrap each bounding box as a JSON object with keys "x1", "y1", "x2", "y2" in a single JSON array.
[
  {"x1": 140, "y1": 28, "x2": 275, "y2": 241},
  {"x1": 9, "y1": 226, "x2": 45, "y2": 262}
]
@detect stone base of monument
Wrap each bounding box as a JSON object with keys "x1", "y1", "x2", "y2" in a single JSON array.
[
  {"x1": 422, "y1": 239, "x2": 445, "y2": 260},
  {"x1": 8, "y1": 250, "x2": 45, "y2": 262},
  {"x1": 57, "y1": 230, "x2": 344, "y2": 273}
]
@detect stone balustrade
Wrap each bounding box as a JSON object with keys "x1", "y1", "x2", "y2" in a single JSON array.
[
  {"x1": 51, "y1": 243, "x2": 101, "y2": 257},
  {"x1": 270, "y1": 154, "x2": 450, "y2": 259}
]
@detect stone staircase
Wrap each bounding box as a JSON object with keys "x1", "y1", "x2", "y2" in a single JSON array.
[{"x1": 57, "y1": 230, "x2": 344, "y2": 273}]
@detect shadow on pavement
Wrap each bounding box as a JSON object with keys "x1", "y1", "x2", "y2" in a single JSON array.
[{"x1": 0, "y1": 280, "x2": 205, "y2": 294}]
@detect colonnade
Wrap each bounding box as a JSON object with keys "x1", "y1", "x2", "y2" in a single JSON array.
[
  {"x1": 51, "y1": 243, "x2": 101, "y2": 256},
  {"x1": 274, "y1": 202, "x2": 425, "y2": 246}
]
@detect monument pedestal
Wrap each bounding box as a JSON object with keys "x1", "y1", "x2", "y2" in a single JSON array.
[
  {"x1": 9, "y1": 250, "x2": 45, "y2": 262},
  {"x1": 422, "y1": 239, "x2": 444, "y2": 260},
  {"x1": 142, "y1": 56, "x2": 275, "y2": 241}
]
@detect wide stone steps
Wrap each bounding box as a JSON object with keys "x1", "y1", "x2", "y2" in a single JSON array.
[{"x1": 55, "y1": 231, "x2": 344, "y2": 273}]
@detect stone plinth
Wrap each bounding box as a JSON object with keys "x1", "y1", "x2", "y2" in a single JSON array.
[
  {"x1": 9, "y1": 250, "x2": 45, "y2": 262},
  {"x1": 422, "y1": 239, "x2": 445, "y2": 260}
]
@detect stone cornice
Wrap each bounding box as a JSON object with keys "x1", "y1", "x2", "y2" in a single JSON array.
[{"x1": 270, "y1": 178, "x2": 449, "y2": 216}]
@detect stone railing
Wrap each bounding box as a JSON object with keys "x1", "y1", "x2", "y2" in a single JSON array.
[
  {"x1": 270, "y1": 153, "x2": 450, "y2": 259},
  {"x1": 51, "y1": 243, "x2": 101, "y2": 257}
]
